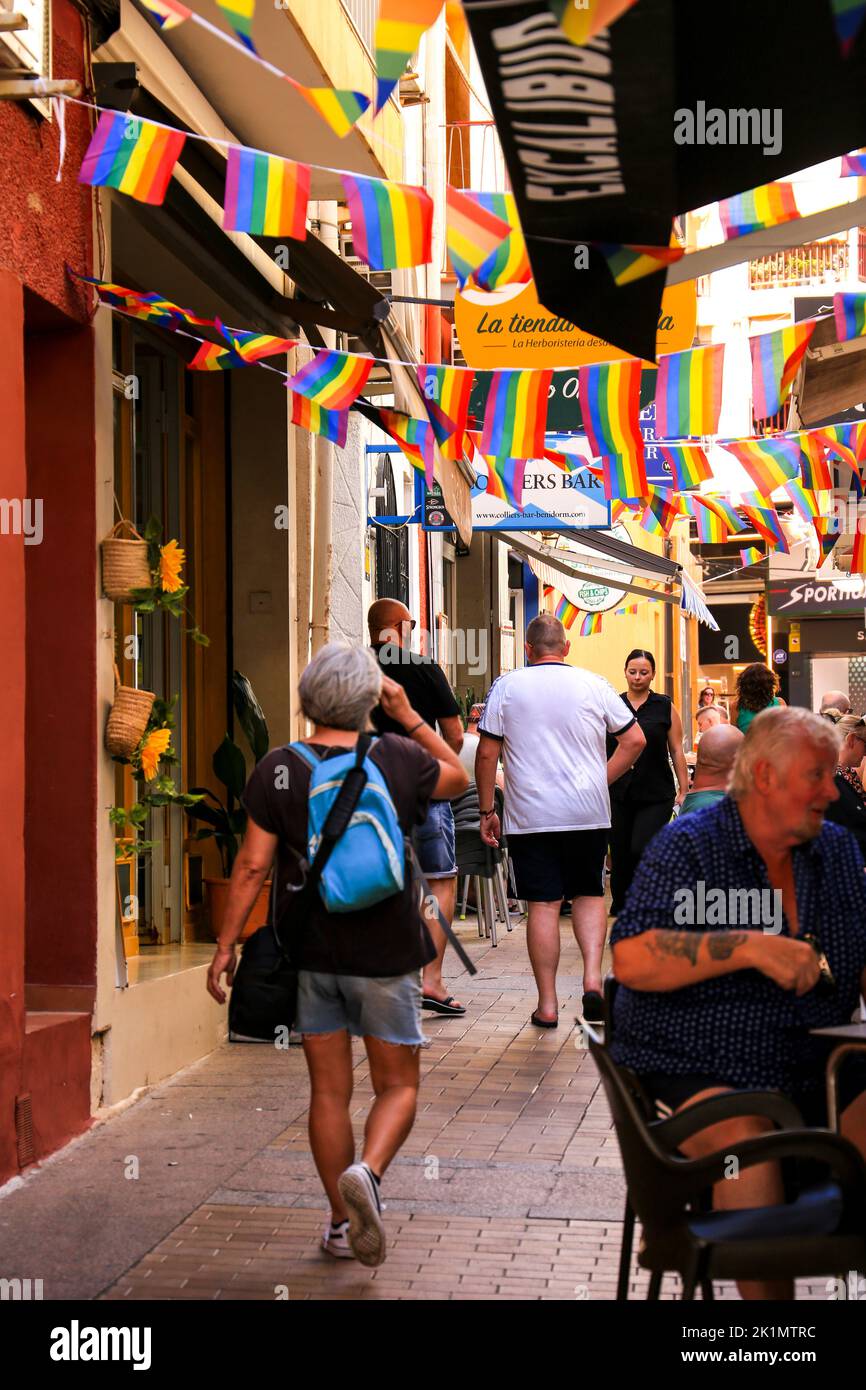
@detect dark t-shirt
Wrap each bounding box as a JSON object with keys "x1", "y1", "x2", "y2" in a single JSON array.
[
  {"x1": 370, "y1": 644, "x2": 460, "y2": 737},
  {"x1": 243, "y1": 734, "x2": 440, "y2": 977},
  {"x1": 608, "y1": 690, "x2": 675, "y2": 805}
]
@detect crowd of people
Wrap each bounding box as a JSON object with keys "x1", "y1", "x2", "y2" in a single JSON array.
[{"x1": 206, "y1": 617, "x2": 866, "y2": 1294}]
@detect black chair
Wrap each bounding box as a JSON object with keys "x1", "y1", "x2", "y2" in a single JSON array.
[{"x1": 588, "y1": 1020, "x2": 866, "y2": 1299}]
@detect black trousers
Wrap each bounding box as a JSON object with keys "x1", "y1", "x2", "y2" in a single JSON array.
[{"x1": 609, "y1": 797, "x2": 675, "y2": 916}]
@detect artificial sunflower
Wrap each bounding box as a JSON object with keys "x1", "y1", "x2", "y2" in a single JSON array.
[
  {"x1": 159, "y1": 539, "x2": 185, "y2": 593},
  {"x1": 140, "y1": 728, "x2": 171, "y2": 781}
]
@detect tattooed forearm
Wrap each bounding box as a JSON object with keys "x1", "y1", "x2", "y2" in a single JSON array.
[
  {"x1": 707, "y1": 932, "x2": 748, "y2": 960},
  {"x1": 647, "y1": 931, "x2": 701, "y2": 965}
]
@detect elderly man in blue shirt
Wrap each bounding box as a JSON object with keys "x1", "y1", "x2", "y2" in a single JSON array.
[{"x1": 610, "y1": 706, "x2": 866, "y2": 1300}]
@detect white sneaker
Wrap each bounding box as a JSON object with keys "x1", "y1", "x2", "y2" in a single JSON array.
[
  {"x1": 321, "y1": 1218, "x2": 354, "y2": 1259},
  {"x1": 337, "y1": 1162, "x2": 386, "y2": 1268}
]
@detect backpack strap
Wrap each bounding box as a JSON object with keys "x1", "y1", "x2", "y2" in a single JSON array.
[
  {"x1": 406, "y1": 840, "x2": 478, "y2": 977},
  {"x1": 287, "y1": 741, "x2": 321, "y2": 769}
]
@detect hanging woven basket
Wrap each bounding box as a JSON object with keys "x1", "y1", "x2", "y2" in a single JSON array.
[
  {"x1": 105, "y1": 664, "x2": 156, "y2": 760},
  {"x1": 101, "y1": 519, "x2": 152, "y2": 602}
]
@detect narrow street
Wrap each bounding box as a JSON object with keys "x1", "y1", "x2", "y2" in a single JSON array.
[{"x1": 0, "y1": 917, "x2": 828, "y2": 1301}]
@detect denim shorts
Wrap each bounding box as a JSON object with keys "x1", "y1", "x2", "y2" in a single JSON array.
[
  {"x1": 296, "y1": 969, "x2": 426, "y2": 1046},
  {"x1": 413, "y1": 798, "x2": 457, "y2": 879}
]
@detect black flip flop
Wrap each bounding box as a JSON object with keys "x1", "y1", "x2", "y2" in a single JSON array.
[
  {"x1": 422, "y1": 995, "x2": 466, "y2": 1016},
  {"x1": 530, "y1": 1011, "x2": 559, "y2": 1029}
]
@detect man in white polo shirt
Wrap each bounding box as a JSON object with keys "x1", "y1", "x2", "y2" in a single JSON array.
[{"x1": 475, "y1": 613, "x2": 645, "y2": 1025}]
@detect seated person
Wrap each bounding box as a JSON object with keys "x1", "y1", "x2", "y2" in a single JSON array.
[
  {"x1": 825, "y1": 714, "x2": 866, "y2": 859},
  {"x1": 694, "y1": 703, "x2": 723, "y2": 744},
  {"x1": 679, "y1": 725, "x2": 743, "y2": 815},
  {"x1": 610, "y1": 706, "x2": 866, "y2": 1301}
]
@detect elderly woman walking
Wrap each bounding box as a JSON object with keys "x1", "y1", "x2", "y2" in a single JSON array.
[{"x1": 207, "y1": 644, "x2": 467, "y2": 1267}]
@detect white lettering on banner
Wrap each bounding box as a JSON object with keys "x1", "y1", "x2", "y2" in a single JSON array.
[
  {"x1": 777, "y1": 577, "x2": 866, "y2": 611},
  {"x1": 489, "y1": 13, "x2": 624, "y2": 202}
]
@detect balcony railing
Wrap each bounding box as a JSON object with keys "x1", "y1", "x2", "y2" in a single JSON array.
[
  {"x1": 749, "y1": 237, "x2": 850, "y2": 289},
  {"x1": 340, "y1": 0, "x2": 376, "y2": 56}
]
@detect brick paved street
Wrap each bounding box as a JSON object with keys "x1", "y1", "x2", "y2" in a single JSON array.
[{"x1": 0, "y1": 913, "x2": 829, "y2": 1301}]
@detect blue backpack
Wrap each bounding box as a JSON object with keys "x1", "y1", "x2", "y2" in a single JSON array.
[{"x1": 289, "y1": 735, "x2": 406, "y2": 913}]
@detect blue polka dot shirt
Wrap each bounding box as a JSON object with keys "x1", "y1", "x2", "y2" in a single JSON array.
[{"x1": 609, "y1": 796, "x2": 866, "y2": 1098}]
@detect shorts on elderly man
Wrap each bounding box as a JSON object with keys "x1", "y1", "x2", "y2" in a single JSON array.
[{"x1": 412, "y1": 798, "x2": 457, "y2": 879}]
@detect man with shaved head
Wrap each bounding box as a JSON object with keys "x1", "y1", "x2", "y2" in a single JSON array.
[
  {"x1": 820, "y1": 690, "x2": 851, "y2": 716},
  {"x1": 368, "y1": 599, "x2": 467, "y2": 1016},
  {"x1": 679, "y1": 724, "x2": 744, "y2": 815}
]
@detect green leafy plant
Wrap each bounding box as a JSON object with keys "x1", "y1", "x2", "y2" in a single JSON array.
[
  {"x1": 128, "y1": 515, "x2": 209, "y2": 645},
  {"x1": 453, "y1": 686, "x2": 478, "y2": 730},
  {"x1": 185, "y1": 671, "x2": 271, "y2": 877},
  {"x1": 109, "y1": 698, "x2": 203, "y2": 859}
]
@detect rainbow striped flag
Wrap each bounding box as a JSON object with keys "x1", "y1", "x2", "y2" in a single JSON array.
[
  {"x1": 462, "y1": 192, "x2": 531, "y2": 291},
  {"x1": 739, "y1": 545, "x2": 764, "y2": 568},
  {"x1": 750, "y1": 322, "x2": 816, "y2": 420},
  {"x1": 555, "y1": 596, "x2": 579, "y2": 629},
  {"x1": 741, "y1": 502, "x2": 789, "y2": 553},
  {"x1": 579, "y1": 359, "x2": 643, "y2": 461},
  {"x1": 485, "y1": 458, "x2": 526, "y2": 511},
  {"x1": 218, "y1": 324, "x2": 297, "y2": 363},
  {"x1": 657, "y1": 443, "x2": 712, "y2": 492},
  {"x1": 851, "y1": 522, "x2": 866, "y2": 573},
  {"x1": 814, "y1": 423, "x2": 866, "y2": 494},
  {"x1": 702, "y1": 494, "x2": 748, "y2": 533},
  {"x1": 834, "y1": 292, "x2": 866, "y2": 342},
  {"x1": 609, "y1": 498, "x2": 637, "y2": 525},
  {"x1": 286, "y1": 79, "x2": 370, "y2": 139},
  {"x1": 446, "y1": 186, "x2": 512, "y2": 287},
  {"x1": 417, "y1": 364, "x2": 474, "y2": 460},
  {"x1": 343, "y1": 174, "x2": 433, "y2": 270},
  {"x1": 842, "y1": 153, "x2": 866, "y2": 175},
  {"x1": 223, "y1": 147, "x2": 310, "y2": 238},
  {"x1": 71, "y1": 273, "x2": 214, "y2": 327},
  {"x1": 480, "y1": 368, "x2": 552, "y2": 460},
  {"x1": 830, "y1": 0, "x2": 866, "y2": 56},
  {"x1": 718, "y1": 183, "x2": 799, "y2": 240},
  {"x1": 578, "y1": 610, "x2": 603, "y2": 638},
  {"x1": 597, "y1": 242, "x2": 683, "y2": 287},
  {"x1": 215, "y1": 0, "x2": 257, "y2": 54},
  {"x1": 721, "y1": 436, "x2": 801, "y2": 495},
  {"x1": 286, "y1": 350, "x2": 373, "y2": 411},
  {"x1": 688, "y1": 495, "x2": 729, "y2": 543},
  {"x1": 794, "y1": 430, "x2": 834, "y2": 492},
  {"x1": 374, "y1": 0, "x2": 445, "y2": 112},
  {"x1": 814, "y1": 516, "x2": 842, "y2": 566},
  {"x1": 289, "y1": 393, "x2": 349, "y2": 448},
  {"x1": 549, "y1": 0, "x2": 638, "y2": 45},
  {"x1": 138, "y1": 0, "x2": 190, "y2": 28},
  {"x1": 640, "y1": 488, "x2": 679, "y2": 537},
  {"x1": 600, "y1": 452, "x2": 648, "y2": 503},
  {"x1": 655, "y1": 343, "x2": 724, "y2": 438},
  {"x1": 379, "y1": 409, "x2": 437, "y2": 488},
  {"x1": 784, "y1": 478, "x2": 821, "y2": 524},
  {"x1": 188, "y1": 341, "x2": 247, "y2": 370},
  {"x1": 78, "y1": 111, "x2": 185, "y2": 206}
]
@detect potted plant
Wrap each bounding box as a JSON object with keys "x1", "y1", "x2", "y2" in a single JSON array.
[{"x1": 186, "y1": 671, "x2": 272, "y2": 939}]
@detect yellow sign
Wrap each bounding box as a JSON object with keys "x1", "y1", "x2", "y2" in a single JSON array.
[
  {"x1": 454, "y1": 277, "x2": 697, "y2": 370},
  {"x1": 789, "y1": 622, "x2": 801, "y2": 653}
]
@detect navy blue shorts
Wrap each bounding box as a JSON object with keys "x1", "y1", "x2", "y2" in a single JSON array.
[
  {"x1": 413, "y1": 799, "x2": 457, "y2": 879},
  {"x1": 507, "y1": 828, "x2": 608, "y2": 902}
]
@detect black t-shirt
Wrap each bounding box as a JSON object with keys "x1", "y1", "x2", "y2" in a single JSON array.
[
  {"x1": 608, "y1": 690, "x2": 675, "y2": 804},
  {"x1": 243, "y1": 734, "x2": 440, "y2": 977},
  {"x1": 370, "y1": 643, "x2": 460, "y2": 737}
]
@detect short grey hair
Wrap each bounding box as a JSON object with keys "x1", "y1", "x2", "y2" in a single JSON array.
[
  {"x1": 298, "y1": 643, "x2": 382, "y2": 731},
  {"x1": 729, "y1": 706, "x2": 840, "y2": 799}
]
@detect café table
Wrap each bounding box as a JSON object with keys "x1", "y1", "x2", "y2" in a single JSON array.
[{"x1": 810, "y1": 1021, "x2": 866, "y2": 1130}]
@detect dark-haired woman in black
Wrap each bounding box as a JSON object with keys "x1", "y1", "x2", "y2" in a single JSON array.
[{"x1": 607, "y1": 650, "x2": 690, "y2": 916}]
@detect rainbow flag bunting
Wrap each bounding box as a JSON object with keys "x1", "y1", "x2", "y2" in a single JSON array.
[
  {"x1": 657, "y1": 443, "x2": 712, "y2": 492},
  {"x1": 78, "y1": 111, "x2": 185, "y2": 205},
  {"x1": 597, "y1": 242, "x2": 683, "y2": 287},
  {"x1": 830, "y1": 0, "x2": 866, "y2": 56},
  {"x1": 218, "y1": 323, "x2": 297, "y2": 362},
  {"x1": 794, "y1": 430, "x2": 834, "y2": 492},
  {"x1": 813, "y1": 424, "x2": 866, "y2": 496},
  {"x1": 289, "y1": 393, "x2": 349, "y2": 447},
  {"x1": 215, "y1": 0, "x2": 257, "y2": 54},
  {"x1": 814, "y1": 516, "x2": 842, "y2": 566},
  {"x1": 842, "y1": 152, "x2": 866, "y2": 175},
  {"x1": 578, "y1": 610, "x2": 603, "y2": 638},
  {"x1": 485, "y1": 458, "x2": 526, "y2": 511},
  {"x1": 640, "y1": 488, "x2": 680, "y2": 537},
  {"x1": 718, "y1": 183, "x2": 800, "y2": 240},
  {"x1": 701, "y1": 495, "x2": 748, "y2": 533},
  {"x1": 851, "y1": 522, "x2": 866, "y2": 573},
  {"x1": 609, "y1": 498, "x2": 637, "y2": 525},
  {"x1": 374, "y1": 0, "x2": 445, "y2": 112},
  {"x1": 480, "y1": 368, "x2": 552, "y2": 460},
  {"x1": 285, "y1": 79, "x2": 370, "y2": 139},
  {"x1": 462, "y1": 192, "x2": 531, "y2": 290},
  {"x1": 343, "y1": 173, "x2": 433, "y2": 270},
  {"x1": 138, "y1": 0, "x2": 191, "y2": 28},
  {"x1": 721, "y1": 436, "x2": 801, "y2": 495},
  {"x1": 286, "y1": 350, "x2": 373, "y2": 411},
  {"x1": 223, "y1": 147, "x2": 310, "y2": 238},
  {"x1": 417, "y1": 364, "x2": 474, "y2": 460},
  {"x1": 688, "y1": 495, "x2": 729, "y2": 543},
  {"x1": 579, "y1": 359, "x2": 644, "y2": 462},
  {"x1": 784, "y1": 478, "x2": 821, "y2": 524},
  {"x1": 750, "y1": 322, "x2": 815, "y2": 421},
  {"x1": 655, "y1": 343, "x2": 724, "y2": 438},
  {"x1": 834, "y1": 291, "x2": 866, "y2": 341},
  {"x1": 739, "y1": 545, "x2": 764, "y2": 568},
  {"x1": 600, "y1": 453, "x2": 648, "y2": 503},
  {"x1": 741, "y1": 502, "x2": 789, "y2": 553},
  {"x1": 188, "y1": 342, "x2": 247, "y2": 371},
  {"x1": 71, "y1": 273, "x2": 214, "y2": 327},
  {"x1": 379, "y1": 409, "x2": 437, "y2": 488},
  {"x1": 446, "y1": 185, "x2": 512, "y2": 287},
  {"x1": 549, "y1": 0, "x2": 638, "y2": 45},
  {"x1": 555, "y1": 596, "x2": 580, "y2": 629}
]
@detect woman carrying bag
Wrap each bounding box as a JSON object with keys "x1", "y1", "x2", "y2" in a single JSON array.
[{"x1": 207, "y1": 644, "x2": 467, "y2": 1268}]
